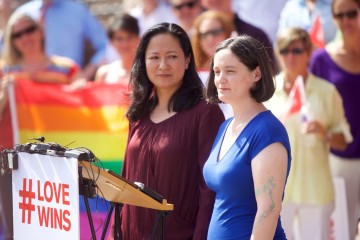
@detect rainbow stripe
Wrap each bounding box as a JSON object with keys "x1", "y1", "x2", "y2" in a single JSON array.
[
  {"x1": 15, "y1": 79, "x2": 130, "y2": 173},
  {"x1": 8, "y1": 79, "x2": 131, "y2": 239}
]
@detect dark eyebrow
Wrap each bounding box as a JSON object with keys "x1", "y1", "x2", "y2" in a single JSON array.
[
  {"x1": 224, "y1": 66, "x2": 237, "y2": 69},
  {"x1": 147, "y1": 49, "x2": 180, "y2": 55},
  {"x1": 167, "y1": 50, "x2": 180, "y2": 54}
]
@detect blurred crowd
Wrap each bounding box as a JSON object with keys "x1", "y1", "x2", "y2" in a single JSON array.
[{"x1": 0, "y1": 0, "x2": 360, "y2": 239}]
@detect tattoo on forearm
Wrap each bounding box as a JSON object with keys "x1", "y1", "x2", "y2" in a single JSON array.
[{"x1": 253, "y1": 177, "x2": 276, "y2": 231}]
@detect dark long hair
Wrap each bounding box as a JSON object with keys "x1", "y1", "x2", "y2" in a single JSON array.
[
  {"x1": 126, "y1": 22, "x2": 204, "y2": 122},
  {"x1": 207, "y1": 35, "x2": 275, "y2": 103}
]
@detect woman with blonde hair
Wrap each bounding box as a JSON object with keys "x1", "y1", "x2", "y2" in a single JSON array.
[
  {"x1": 0, "y1": 12, "x2": 79, "y2": 239},
  {"x1": 267, "y1": 27, "x2": 351, "y2": 240},
  {"x1": 1, "y1": 12, "x2": 79, "y2": 81},
  {"x1": 0, "y1": 12, "x2": 79, "y2": 117}
]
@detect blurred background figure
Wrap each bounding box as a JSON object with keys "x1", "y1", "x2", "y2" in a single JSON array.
[
  {"x1": 15, "y1": 0, "x2": 109, "y2": 80},
  {"x1": 169, "y1": 0, "x2": 204, "y2": 37},
  {"x1": 200, "y1": 0, "x2": 277, "y2": 72},
  {"x1": 267, "y1": 27, "x2": 352, "y2": 240},
  {"x1": 191, "y1": 10, "x2": 234, "y2": 119},
  {"x1": 310, "y1": 0, "x2": 360, "y2": 239},
  {"x1": 278, "y1": 0, "x2": 337, "y2": 48},
  {"x1": 129, "y1": 0, "x2": 177, "y2": 35},
  {"x1": 1, "y1": 12, "x2": 79, "y2": 115},
  {"x1": 192, "y1": 10, "x2": 234, "y2": 75},
  {"x1": 95, "y1": 13, "x2": 140, "y2": 85},
  {"x1": 233, "y1": 0, "x2": 288, "y2": 43},
  {"x1": 0, "y1": 0, "x2": 27, "y2": 54},
  {"x1": 0, "y1": 12, "x2": 79, "y2": 240},
  {"x1": 0, "y1": 0, "x2": 12, "y2": 50}
]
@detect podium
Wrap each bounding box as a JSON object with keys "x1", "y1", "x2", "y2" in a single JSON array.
[
  {"x1": 2, "y1": 145, "x2": 81, "y2": 240},
  {"x1": 79, "y1": 160, "x2": 174, "y2": 240},
  {"x1": 1, "y1": 140, "x2": 174, "y2": 240}
]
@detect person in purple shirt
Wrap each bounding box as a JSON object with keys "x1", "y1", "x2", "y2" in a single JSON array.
[{"x1": 310, "y1": 0, "x2": 360, "y2": 239}]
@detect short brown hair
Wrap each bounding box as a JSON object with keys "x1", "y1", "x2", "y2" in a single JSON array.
[
  {"x1": 207, "y1": 35, "x2": 275, "y2": 103},
  {"x1": 276, "y1": 27, "x2": 313, "y2": 55}
]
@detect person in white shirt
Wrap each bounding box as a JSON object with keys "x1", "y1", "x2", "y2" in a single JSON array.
[{"x1": 130, "y1": 0, "x2": 177, "y2": 35}]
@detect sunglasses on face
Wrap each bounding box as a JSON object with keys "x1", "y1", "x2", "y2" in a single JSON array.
[
  {"x1": 173, "y1": 1, "x2": 196, "y2": 10},
  {"x1": 334, "y1": 9, "x2": 359, "y2": 20},
  {"x1": 279, "y1": 47, "x2": 305, "y2": 56},
  {"x1": 199, "y1": 28, "x2": 224, "y2": 39},
  {"x1": 11, "y1": 25, "x2": 38, "y2": 40}
]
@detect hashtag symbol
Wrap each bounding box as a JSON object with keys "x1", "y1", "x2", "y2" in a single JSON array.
[{"x1": 18, "y1": 178, "x2": 36, "y2": 224}]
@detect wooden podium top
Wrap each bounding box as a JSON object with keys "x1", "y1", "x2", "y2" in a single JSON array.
[{"x1": 79, "y1": 161, "x2": 174, "y2": 211}]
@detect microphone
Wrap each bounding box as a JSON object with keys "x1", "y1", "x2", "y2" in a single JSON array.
[{"x1": 28, "y1": 136, "x2": 45, "y2": 142}]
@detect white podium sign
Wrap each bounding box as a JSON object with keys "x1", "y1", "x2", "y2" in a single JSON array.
[{"x1": 12, "y1": 152, "x2": 79, "y2": 240}]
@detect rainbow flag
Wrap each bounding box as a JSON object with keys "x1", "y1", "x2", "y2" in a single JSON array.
[
  {"x1": 13, "y1": 79, "x2": 129, "y2": 172},
  {"x1": 7, "y1": 79, "x2": 130, "y2": 239}
]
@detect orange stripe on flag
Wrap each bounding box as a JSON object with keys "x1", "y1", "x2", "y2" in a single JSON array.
[{"x1": 18, "y1": 105, "x2": 128, "y2": 131}]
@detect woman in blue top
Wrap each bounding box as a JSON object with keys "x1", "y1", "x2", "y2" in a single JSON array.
[{"x1": 203, "y1": 35, "x2": 292, "y2": 240}]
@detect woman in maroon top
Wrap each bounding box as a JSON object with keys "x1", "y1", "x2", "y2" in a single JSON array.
[{"x1": 108, "y1": 23, "x2": 224, "y2": 239}]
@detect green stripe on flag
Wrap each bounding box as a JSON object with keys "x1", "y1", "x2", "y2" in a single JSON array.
[{"x1": 95, "y1": 160, "x2": 123, "y2": 174}]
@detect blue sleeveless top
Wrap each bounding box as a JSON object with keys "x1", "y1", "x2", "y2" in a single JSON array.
[{"x1": 203, "y1": 110, "x2": 291, "y2": 240}]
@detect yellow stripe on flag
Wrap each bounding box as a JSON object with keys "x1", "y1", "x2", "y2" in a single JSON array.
[{"x1": 19, "y1": 130, "x2": 128, "y2": 161}]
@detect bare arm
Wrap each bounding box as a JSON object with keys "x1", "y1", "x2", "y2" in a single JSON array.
[
  {"x1": 66, "y1": 63, "x2": 98, "y2": 89},
  {"x1": 303, "y1": 120, "x2": 347, "y2": 150},
  {"x1": 328, "y1": 132, "x2": 347, "y2": 150},
  {"x1": 251, "y1": 142, "x2": 288, "y2": 240},
  {"x1": 80, "y1": 63, "x2": 99, "y2": 81},
  {"x1": 0, "y1": 87, "x2": 7, "y2": 121},
  {"x1": 0, "y1": 76, "x2": 14, "y2": 120},
  {"x1": 94, "y1": 64, "x2": 109, "y2": 83}
]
